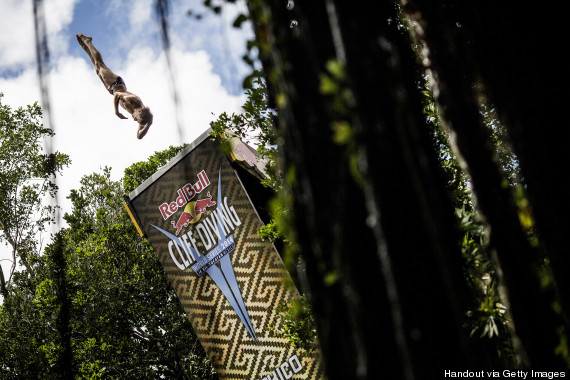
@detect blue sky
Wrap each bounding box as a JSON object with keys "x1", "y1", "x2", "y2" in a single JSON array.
[{"x1": 0, "y1": 0, "x2": 255, "y2": 278}]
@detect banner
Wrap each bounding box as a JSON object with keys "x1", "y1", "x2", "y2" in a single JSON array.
[{"x1": 124, "y1": 130, "x2": 323, "y2": 379}]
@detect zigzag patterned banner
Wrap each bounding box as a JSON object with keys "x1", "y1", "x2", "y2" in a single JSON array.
[{"x1": 125, "y1": 131, "x2": 323, "y2": 379}]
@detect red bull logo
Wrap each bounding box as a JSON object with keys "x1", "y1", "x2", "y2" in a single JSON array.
[
  {"x1": 171, "y1": 192, "x2": 216, "y2": 235},
  {"x1": 159, "y1": 170, "x2": 210, "y2": 220}
]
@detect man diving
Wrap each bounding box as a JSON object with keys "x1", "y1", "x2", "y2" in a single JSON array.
[{"x1": 76, "y1": 33, "x2": 153, "y2": 139}]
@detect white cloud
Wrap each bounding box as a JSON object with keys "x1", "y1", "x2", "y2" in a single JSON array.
[
  {"x1": 130, "y1": 0, "x2": 154, "y2": 34},
  {"x1": 0, "y1": 0, "x2": 35, "y2": 70},
  {"x1": 0, "y1": 0, "x2": 78, "y2": 72},
  {"x1": 44, "y1": 0, "x2": 77, "y2": 58}
]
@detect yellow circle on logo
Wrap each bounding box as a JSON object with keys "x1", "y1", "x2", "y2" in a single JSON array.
[{"x1": 184, "y1": 201, "x2": 202, "y2": 224}]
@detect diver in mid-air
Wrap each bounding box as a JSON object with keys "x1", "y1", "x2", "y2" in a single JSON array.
[{"x1": 76, "y1": 33, "x2": 153, "y2": 139}]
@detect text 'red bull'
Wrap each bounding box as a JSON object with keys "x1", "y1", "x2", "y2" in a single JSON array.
[{"x1": 159, "y1": 170, "x2": 210, "y2": 220}]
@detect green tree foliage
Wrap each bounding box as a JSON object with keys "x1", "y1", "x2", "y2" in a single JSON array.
[
  {"x1": 0, "y1": 232, "x2": 72, "y2": 378},
  {"x1": 209, "y1": 77, "x2": 280, "y2": 188},
  {"x1": 65, "y1": 168, "x2": 214, "y2": 379},
  {"x1": 422, "y1": 80, "x2": 520, "y2": 364},
  {"x1": 122, "y1": 145, "x2": 188, "y2": 193},
  {"x1": 0, "y1": 149, "x2": 216, "y2": 378},
  {"x1": 0, "y1": 93, "x2": 70, "y2": 298},
  {"x1": 0, "y1": 269, "x2": 58, "y2": 377},
  {"x1": 266, "y1": 295, "x2": 318, "y2": 354}
]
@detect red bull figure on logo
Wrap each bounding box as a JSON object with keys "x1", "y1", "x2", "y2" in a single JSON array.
[
  {"x1": 172, "y1": 211, "x2": 194, "y2": 236},
  {"x1": 194, "y1": 192, "x2": 216, "y2": 214}
]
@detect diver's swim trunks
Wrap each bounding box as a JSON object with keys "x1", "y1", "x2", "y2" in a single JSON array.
[{"x1": 108, "y1": 76, "x2": 126, "y2": 93}]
